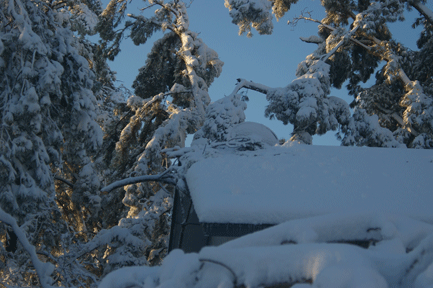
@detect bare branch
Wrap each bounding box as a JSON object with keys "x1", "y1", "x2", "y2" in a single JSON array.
[
  {"x1": 101, "y1": 169, "x2": 177, "y2": 193},
  {"x1": 54, "y1": 176, "x2": 73, "y2": 187},
  {"x1": 300, "y1": 35, "x2": 323, "y2": 44},
  {"x1": 139, "y1": 3, "x2": 158, "y2": 12}
]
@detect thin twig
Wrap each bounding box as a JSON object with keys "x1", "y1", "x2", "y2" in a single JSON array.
[
  {"x1": 291, "y1": 16, "x2": 372, "y2": 52},
  {"x1": 140, "y1": 3, "x2": 158, "y2": 12}
]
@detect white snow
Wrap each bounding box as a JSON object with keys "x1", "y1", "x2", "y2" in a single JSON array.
[
  {"x1": 99, "y1": 212, "x2": 433, "y2": 287},
  {"x1": 0, "y1": 208, "x2": 54, "y2": 288},
  {"x1": 100, "y1": 143, "x2": 433, "y2": 288},
  {"x1": 228, "y1": 121, "x2": 278, "y2": 146},
  {"x1": 99, "y1": 266, "x2": 159, "y2": 288},
  {"x1": 185, "y1": 143, "x2": 433, "y2": 224}
]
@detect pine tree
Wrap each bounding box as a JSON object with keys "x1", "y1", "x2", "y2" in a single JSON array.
[
  {"x1": 0, "y1": 0, "x2": 120, "y2": 285},
  {"x1": 224, "y1": 0, "x2": 433, "y2": 148},
  {"x1": 96, "y1": 0, "x2": 223, "y2": 267}
]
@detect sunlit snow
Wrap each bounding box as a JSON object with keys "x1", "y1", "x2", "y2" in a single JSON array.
[
  {"x1": 186, "y1": 143, "x2": 432, "y2": 224},
  {"x1": 100, "y1": 142, "x2": 433, "y2": 288}
]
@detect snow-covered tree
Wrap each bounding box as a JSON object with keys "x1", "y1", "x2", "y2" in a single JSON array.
[
  {"x1": 96, "y1": 0, "x2": 223, "y2": 267},
  {"x1": 224, "y1": 0, "x2": 302, "y2": 37},
  {"x1": 0, "y1": 0, "x2": 128, "y2": 285},
  {"x1": 193, "y1": 84, "x2": 247, "y2": 144},
  {"x1": 225, "y1": 0, "x2": 433, "y2": 148}
]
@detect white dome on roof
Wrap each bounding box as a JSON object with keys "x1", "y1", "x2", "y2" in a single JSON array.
[{"x1": 228, "y1": 121, "x2": 278, "y2": 146}]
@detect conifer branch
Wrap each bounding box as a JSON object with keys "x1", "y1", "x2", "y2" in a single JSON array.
[
  {"x1": 294, "y1": 15, "x2": 424, "y2": 138},
  {"x1": 290, "y1": 16, "x2": 372, "y2": 52},
  {"x1": 321, "y1": 26, "x2": 359, "y2": 62},
  {"x1": 230, "y1": 78, "x2": 273, "y2": 96},
  {"x1": 374, "y1": 103, "x2": 419, "y2": 136},
  {"x1": 150, "y1": 0, "x2": 179, "y2": 18}
]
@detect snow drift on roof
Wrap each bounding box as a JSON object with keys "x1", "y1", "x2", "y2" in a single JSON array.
[
  {"x1": 228, "y1": 121, "x2": 278, "y2": 146},
  {"x1": 185, "y1": 143, "x2": 433, "y2": 224}
]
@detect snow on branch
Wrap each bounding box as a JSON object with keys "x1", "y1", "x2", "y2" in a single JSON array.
[
  {"x1": 410, "y1": 0, "x2": 433, "y2": 25},
  {"x1": 321, "y1": 26, "x2": 359, "y2": 62},
  {"x1": 299, "y1": 35, "x2": 323, "y2": 44},
  {"x1": 101, "y1": 169, "x2": 177, "y2": 193},
  {"x1": 0, "y1": 208, "x2": 54, "y2": 288},
  {"x1": 294, "y1": 14, "x2": 425, "y2": 139},
  {"x1": 297, "y1": 15, "x2": 410, "y2": 87},
  {"x1": 230, "y1": 78, "x2": 273, "y2": 97},
  {"x1": 291, "y1": 16, "x2": 372, "y2": 52}
]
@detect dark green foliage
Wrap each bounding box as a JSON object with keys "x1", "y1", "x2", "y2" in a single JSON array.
[
  {"x1": 327, "y1": 50, "x2": 352, "y2": 89},
  {"x1": 347, "y1": 46, "x2": 381, "y2": 99},
  {"x1": 227, "y1": 0, "x2": 433, "y2": 147},
  {"x1": 132, "y1": 32, "x2": 187, "y2": 101},
  {"x1": 270, "y1": 0, "x2": 300, "y2": 19},
  {"x1": 322, "y1": 0, "x2": 353, "y2": 26}
]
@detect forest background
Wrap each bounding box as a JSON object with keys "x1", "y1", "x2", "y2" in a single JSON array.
[{"x1": 105, "y1": 0, "x2": 433, "y2": 146}]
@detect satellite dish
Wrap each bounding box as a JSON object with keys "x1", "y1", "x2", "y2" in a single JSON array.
[{"x1": 228, "y1": 122, "x2": 278, "y2": 146}]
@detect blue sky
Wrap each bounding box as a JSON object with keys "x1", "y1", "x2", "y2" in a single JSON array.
[{"x1": 103, "y1": 0, "x2": 431, "y2": 146}]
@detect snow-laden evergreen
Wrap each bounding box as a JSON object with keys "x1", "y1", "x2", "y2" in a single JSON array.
[
  {"x1": 0, "y1": 0, "x2": 142, "y2": 285},
  {"x1": 224, "y1": 0, "x2": 301, "y2": 36},
  {"x1": 1, "y1": 0, "x2": 433, "y2": 287},
  {"x1": 97, "y1": 0, "x2": 223, "y2": 267},
  {"x1": 224, "y1": 0, "x2": 274, "y2": 37},
  {"x1": 225, "y1": 0, "x2": 433, "y2": 148},
  {"x1": 193, "y1": 88, "x2": 247, "y2": 144},
  {"x1": 0, "y1": 0, "x2": 107, "y2": 285}
]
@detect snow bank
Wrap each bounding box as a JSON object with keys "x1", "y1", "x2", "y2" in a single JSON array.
[
  {"x1": 185, "y1": 144, "x2": 433, "y2": 224},
  {"x1": 99, "y1": 212, "x2": 433, "y2": 288}
]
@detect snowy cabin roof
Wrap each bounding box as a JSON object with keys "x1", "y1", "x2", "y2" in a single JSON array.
[
  {"x1": 101, "y1": 144, "x2": 433, "y2": 288},
  {"x1": 185, "y1": 143, "x2": 433, "y2": 225}
]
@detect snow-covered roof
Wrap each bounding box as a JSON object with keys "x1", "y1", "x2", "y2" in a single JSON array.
[
  {"x1": 185, "y1": 143, "x2": 433, "y2": 224},
  {"x1": 100, "y1": 144, "x2": 433, "y2": 288}
]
